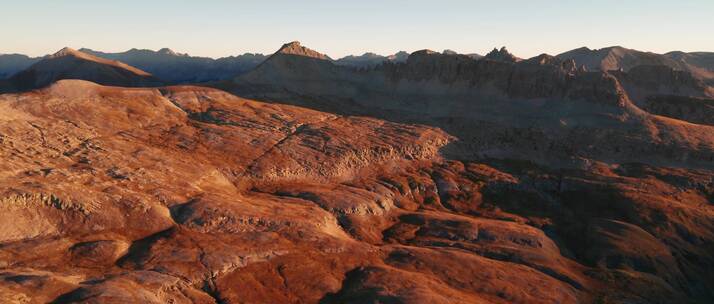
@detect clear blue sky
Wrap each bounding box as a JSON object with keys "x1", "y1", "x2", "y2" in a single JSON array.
[{"x1": 1, "y1": 0, "x2": 712, "y2": 58}]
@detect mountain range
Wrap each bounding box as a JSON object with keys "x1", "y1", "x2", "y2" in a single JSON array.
[
  {"x1": 557, "y1": 46, "x2": 714, "y2": 83},
  {"x1": 0, "y1": 47, "x2": 415, "y2": 83},
  {"x1": 3, "y1": 44, "x2": 713, "y2": 84},
  {"x1": 2, "y1": 47, "x2": 162, "y2": 92},
  {"x1": 1, "y1": 41, "x2": 714, "y2": 303},
  {"x1": 228, "y1": 42, "x2": 714, "y2": 167},
  {"x1": 78, "y1": 48, "x2": 268, "y2": 83}
]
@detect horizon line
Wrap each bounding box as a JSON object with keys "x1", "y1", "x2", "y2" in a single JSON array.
[{"x1": 2, "y1": 43, "x2": 712, "y2": 61}]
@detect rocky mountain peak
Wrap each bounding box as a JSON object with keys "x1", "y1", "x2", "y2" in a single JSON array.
[
  {"x1": 158, "y1": 48, "x2": 179, "y2": 56},
  {"x1": 388, "y1": 51, "x2": 410, "y2": 61},
  {"x1": 525, "y1": 53, "x2": 559, "y2": 65},
  {"x1": 275, "y1": 41, "x2": 331, "y2": 60},
  {"x1": 48, "y1": 47, "x2": 116, "y2": 64},
  {"x1": 411, "y1": 49, "x2": 438, "y2": 56},
  {"x1": 405, "y1": 50, "x2": 442, "y2": 64},
  {"x1": 561, "y1": 58, "x2": 577, "y2": 72},
  {"x1": 484, "y1": 46, "x2": 518, "y2": 62},
  {"x1": 570, "y1": 46, "x2": 592, "y2": 53},
  {"x1": 51, "y1": 47, "x2": 83, "y2": 58}
]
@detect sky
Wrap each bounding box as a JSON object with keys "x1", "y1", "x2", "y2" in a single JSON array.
[{"x1": 1, "y1": 0, "x2": 713, "y2": 59}]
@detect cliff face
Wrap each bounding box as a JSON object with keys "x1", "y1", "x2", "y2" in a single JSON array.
[
  {"x1": 642, "y1": 95, "x2": 714, "y2": 125},
  {"x1": 244, "y1": 45, "x2": 631, "y2": 108},
  {"x1": 664, "y1": 51, "x2": 714, "y2": 85},
  {"x1": 612, "y1": 65, "x2": 711, "y2": 100},
  {"x1": 230, "y1": 43, "x2": 714, "y2": 170},
  {"x1": 605, "y1": 64, "x2": 714, "y2": 125},
  {"x1": 378, "y1": 50, "x2": 628, "y2": 106}
]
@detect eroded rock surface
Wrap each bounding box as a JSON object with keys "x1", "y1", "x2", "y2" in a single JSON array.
[{"x1": 1, "y1": 80, "x2": 713, "y2": 303}]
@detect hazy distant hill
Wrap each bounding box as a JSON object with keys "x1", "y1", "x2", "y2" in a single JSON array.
[
  {"x1": 80, "y1": 48, "x2": 267, "y2": 84},
  {"x1": 557, "y1": 46, "x2": 714, "y2": 85},
  {"x1": 665, "y1": 51, "x2": 714, "y2": 84},
  {"x1": 4, "y1": 47, "x2": 161, "y2": 91},
  {"x1": 556, "y1": 46, "x2": 686, "y2": 71},
  {"x1": 0, "y1": 54, "x2": 42, "y2": 79},
  {"x1": 334, "y1": 50, "x2": 480, "y2": 68},
  {"x1": 666, "y1": 51, "x2": 714, "y2": 71},
  {"x1": 334, "y1": 51, "x2": 409, "y2": 68}
]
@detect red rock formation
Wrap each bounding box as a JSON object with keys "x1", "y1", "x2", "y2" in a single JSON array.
[
  {"x1": 2, "y1": 41, "x2": 714, "y2": 303},
  {"x1": 1, "y1": 81, "x2": 713, "y2": 303}
]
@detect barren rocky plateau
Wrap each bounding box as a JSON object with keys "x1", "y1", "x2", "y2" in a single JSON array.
[{"x1": 0, "y1": 42, "x2": 714, "y2": 304}]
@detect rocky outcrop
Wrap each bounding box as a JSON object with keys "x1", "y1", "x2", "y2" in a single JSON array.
[{"x1": 484, "y1": 46, "x2": 519, "y2": 62}]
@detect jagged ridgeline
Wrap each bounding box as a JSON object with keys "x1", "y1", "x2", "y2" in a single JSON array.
[{"x1": 230, "y1": 41, "x2": 714, "y2": 168}]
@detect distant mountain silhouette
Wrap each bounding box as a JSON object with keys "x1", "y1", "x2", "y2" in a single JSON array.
[
  {"x1": 80, "y1": 48, "x2": 267, "y2": 84},
  {"x1": 335, "y1": 50, "x2": 480, "y2": 68},
  {"x1": 0, "y1": 54, "x2": 42, "y2": 79},
  {"x1": 556, "y1": 46, "x2": 714, "y2": 86},
  {"x1": 335, "y1": 51, "x2": 410, "y2": 68},
  {"x1": 3, "y1": 47, "x2": 161, "y2": 92},
  {"x1": 484, "y1": 47, "x2": 519, "y2": 62},
  {"x1": 556, "y1": 46, "x2": 685, "y2": 71},
  {"x1": 665, "y1": 51, "x2": 714, "y2": 84}
]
